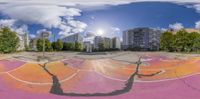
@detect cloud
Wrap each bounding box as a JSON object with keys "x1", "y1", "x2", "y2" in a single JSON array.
[
  {"x1": 111, "y1": 27, "x2": 120, "y2": 31},
  {"x1": 0, "y1": 19, "x2": 28, "y2": 35},
  {"x1": 0, "y1": 4, "x2": 82, "y2": 28},
  {"x1": 169, "y1": 23, "x2": 184, "y2": 30},
  {"x1": 1, "y1": 0, "x2": 200, "y2": 38},
  {"x1": 195, "y1": 21, "x2": 200, "y2": 29},
  {"x1": 0, "y1": 19, "x2": 16, "y2": 28},
  {"x1": 68, "y1": 20, "x2": 88, "y2": 33},
  {"x1": 0, "y1": 3, "x2": 87, "y2": 38},
  {"x1": 29, "y1": 34, "x2": 36, "y2": 39}
]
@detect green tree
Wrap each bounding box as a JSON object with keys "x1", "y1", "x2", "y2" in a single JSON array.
[
  {"x1": 36, "y1": 39, "x2": 52, "y2": 52},
  {"x1": 98, "y1": 42, "x2": 105, "y2": 51},
  {"x1": 187, "y1": 32, "x2": 200, "y2": 52},
  {"x1": 75, "y1": 42, "x2": 82, "y2": 51},
  {"x1": 0, "y1": 27, "x2": 19, "y2": 53},
  {"x1": 160, "y1": 31, "x2": 174, "y2": 52},
  {"x1": 174, "y1": 30, "x2": 189, "y2": 52},
  {"x1": 52, "y1": 39, "x2": 63, "y2": 51},
  {"x1": 63, "y1": 42, "x2": 74, "y2": 51},
  {"x1": 192, "y1": 34, "x2": 200, "y2": 52}
]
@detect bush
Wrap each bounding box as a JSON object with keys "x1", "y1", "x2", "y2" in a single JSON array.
[{"x1": 0, "y1": 27, "x2": 19, "y2": 53}]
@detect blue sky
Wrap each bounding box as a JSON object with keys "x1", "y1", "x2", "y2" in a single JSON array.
[
  {"x1": 0, "y1": 1, "x2": 200, "y2": 41},
  {"x1": 78, "y1": 2, "x2": 200, "y2": 39}
]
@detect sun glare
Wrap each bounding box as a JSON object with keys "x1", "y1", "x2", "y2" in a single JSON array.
[{"x1": 97, "y1": 29, "x2": 104, "y2": 36}]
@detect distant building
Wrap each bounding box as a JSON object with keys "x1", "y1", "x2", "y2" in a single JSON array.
[
  {"x1": 94, "y1": 36, "x2": 114, "y2": 50},
  {"x1": 29, "y1": 38, "x2": 38, "y2": 51},
  {"x1": 83, "y1": 41, "x2": 92, "y2": 53},
  {"x1": 62, "y1": 33, "x2": 83, "y2": 44},
  {"x1": 123, "y1": 27, "x2": 161, "y2": 51},
  {"x1": 104, "y1": 37, "x2": 112, "y2": 49},
  {"x1": 17, "y1": 33, "x2": 29, "y2": 51},
  {"x1": 112, "y1": 37, "x2": 121, "y2": 50},
  {"x1": 94, "y1": 36, "x2": 104, "y2": 49}
]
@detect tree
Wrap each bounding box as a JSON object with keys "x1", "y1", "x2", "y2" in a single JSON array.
[
  {"x1": 160, "y1": 31, "x2": 174, "y2": 52},
  {"x1": 187, "y1": 32, "x2": 200, "y2": 52},
  {"x1": 192, "y1": 34, "x2": 200, "y2": 52},
  {"x1": 52, "y1": 39, "x2": 63, "y2": 51},
  {"x1": 0, "y1": 27, "x2": 19, "y2": 53},
  {"x1": 75, "y1": 42, "x2": 82, "y2": 51},
  {"x1": 63, "y1": 42, "x2": 74, "y2": 51},
  {"x1": 98, "y1": 42, "x2": 105, "y2": 51},
  {"x1": 173, "y1": 30, "x2": 189, "y2": 52},
  {"x1": 36, "y1": 39, "x2": 52, "y2": 52}
]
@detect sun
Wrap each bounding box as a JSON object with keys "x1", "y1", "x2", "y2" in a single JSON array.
[{"x1": 97, "y1": 29, "x2": 104, "y2": 36}]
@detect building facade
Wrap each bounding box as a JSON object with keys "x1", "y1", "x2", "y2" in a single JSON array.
[
  {"x1": 62, "y1": 33, "x2": 83, "y2": 44},
  {"x1": 83, "y1": 41, "x2": 92, "y2": 53},
  {"x1": 112, "y1": 37, "x2": 121, "y2": 50},
  {"x1": 17, "y1": 33, "x2": 29, "y2": 51},
  {"x1": 94, "y1": 36, "x2": 104, "y2": 50},
  {"x1": 123, "y1": 28, "x2": 161, "y2": 51}
]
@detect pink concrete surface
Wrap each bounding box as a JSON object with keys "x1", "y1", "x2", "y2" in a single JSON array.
[
  {"x1": 1, "y1": 74, "x2": 200, "y2": 99},
  {"x1": 0, "y1": 59, "x2": 25, "y2": 71},
  {"x1": 62, "y1": 58, "x2": 85, "y2": 69},
  {"x1": 1, "y1": 57, "x2": 200, "y2": 99},
  {"x1": 63, "y1": 71, "x2": 125, "y2": 93}
]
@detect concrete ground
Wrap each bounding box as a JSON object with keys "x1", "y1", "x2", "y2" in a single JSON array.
[{"x1": 1, "y1": 51, "x2": 200, "y2": 99}]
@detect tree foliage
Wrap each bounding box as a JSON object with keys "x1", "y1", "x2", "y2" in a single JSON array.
[
  {"x1": 98, "y1": 42, "x2": 105, "y2": 51},
  {"x1": 52, "y1": 39, "x2": 63, "y2": 51},
  {"x1": 75, "y1": 42, "x2": 82, "y2": 51},
  {"x1": 36, "y1": 39, "x2": 52, "y2": 52},
  {"x1": 160, "y1": 31, "x2": 174, "y2": 52},
  {"x1": 0, "y1": 27, "x2": 19, "y2": 53},
  {"x1": 63, "y1": 42, "x2": 74, "y2": 51},
  {"x1": 160, "y1": 29, "x2": 200, "y2": 52}
]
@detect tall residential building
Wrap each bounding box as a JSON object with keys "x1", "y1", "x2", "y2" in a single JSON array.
[
  {"x1": 94, "y1": 36, "x2": 104, "y2": 49},
  {"x1": 17, "y1": 33, "x2": 29, "y2": 51},
  {"x1": 94, "y1": 36, "x2": 113, "y2": 50},
  {"x1": 112, "y1": 37, "x2": 121, "y2": 50},
  {"x1": 62, "y1": 33, "x2": 83, "y2": 44},
  {"x1": 104, "y1": 37, "x2": 112, "y2": 49},
  {"x1": 123, "y1": 27, "x2": 161, "y2": 51},
  {"x1": 83, "y1": 41, "x2": 92, "y2": 53}
]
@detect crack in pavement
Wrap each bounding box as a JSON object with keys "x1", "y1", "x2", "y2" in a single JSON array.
[{"x1": 40, "y1": 57, "x2": 161, "y2": 97}]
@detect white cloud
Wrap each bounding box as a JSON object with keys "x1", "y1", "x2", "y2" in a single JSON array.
[
  {"x1": 195, "y1": 21, "x2": 200, "y2": 29},
  {"x1": 0, "y1": 2, "x2": 86, "y2": 38},
  {"x1": 0, "y1": 19, "x2": 28, "y2": 35},
  {"x1": 68, "y1": 20, "x2": 88, "y2": 33},
  {"x1": 0, "y1": 5, "x2": 82, "y2": 28},
  {"x1": 1, "y1": 0, "x2": 200, "y2": 38},
  {"x1": 30, "y1": 34, "x2": 36, "y2": 39},
  {"x1": 169, "y1": 23, "x2": 184, "y2": 30},
  {"x1": 0, "y1": 19, "x2": 16, "y2": 28},
  {"x1": 111, "y1": 27, "x2": 120, "y2": 31}
]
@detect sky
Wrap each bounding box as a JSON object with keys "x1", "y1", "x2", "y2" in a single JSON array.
[{"x1": 1, "y1": 0, "x2": 200, "y2": 41}]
